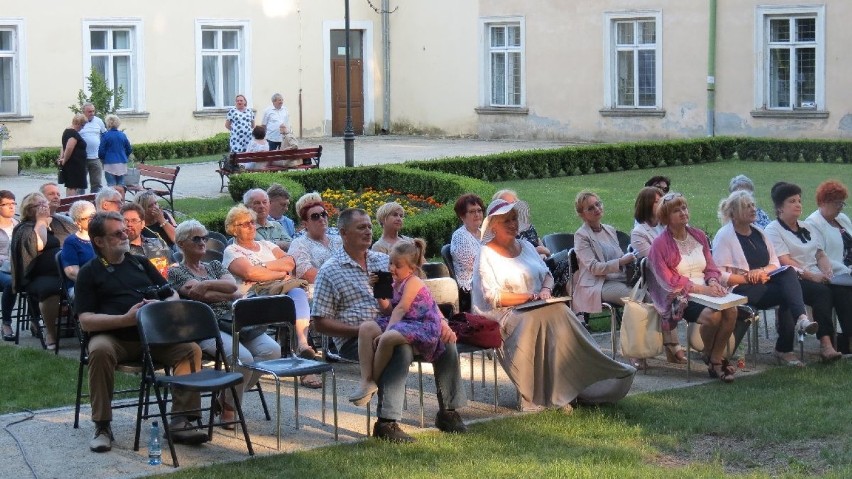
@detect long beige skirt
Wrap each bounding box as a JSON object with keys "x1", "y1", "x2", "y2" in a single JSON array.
[{"x1": 495, "y1": 303, "x2": 635, "y2": 410}]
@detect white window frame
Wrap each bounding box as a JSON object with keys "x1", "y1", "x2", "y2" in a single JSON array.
[
  {"x1": 82, "y1": 18, "x2": 145, "y2": 113},
  {"x1": 195, "y1": 19, "x2": 252, "y2": 110},
  {"x1": 478, "y1": 16, "x2": 525, "y2": 108},
  {"x1": 754, "y1": 5, "x2": 825, "y2": 111},
  {"x1": 603, "y1": 11, "x2": 663, "y2": 110},
  {"x1": 0, "y1": 18, "x2": 29, "y2": 117}
]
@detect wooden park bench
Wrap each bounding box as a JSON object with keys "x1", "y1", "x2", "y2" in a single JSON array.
[
  {"x1": 216, "y1": 146, "x2": 322, "y2": 192},
  {"x1": 126, "y1": 163, "x2": 181, "y2": 214},
  {"x1": 56, "y1": 193, "x2": 96, "y2": 213}
]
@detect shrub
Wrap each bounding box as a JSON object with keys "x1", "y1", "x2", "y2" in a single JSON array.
[{"x1": 226, "y1": 165, "x2": 494, "y2": 256}]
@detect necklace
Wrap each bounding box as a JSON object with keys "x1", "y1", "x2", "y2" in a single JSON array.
[{"x1": 589, "y1": 224, "x2": 603, "y2": 233}]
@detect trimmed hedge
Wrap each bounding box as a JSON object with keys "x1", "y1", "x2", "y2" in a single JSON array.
[
  {"x1": 15, "y1": 133, "x2": 229, "y2": 169},
  {"x1": 224, "y1": 165, "x2": 495, "y2": 256},
  {"x1": 405, "y1": 138, "x2": 727, "y2": 181},
  {"x1": 403, "y1": 137, "x2": 852, "y2": 181}
]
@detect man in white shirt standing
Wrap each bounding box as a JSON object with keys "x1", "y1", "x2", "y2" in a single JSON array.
[
  {"x1": 79, "y1": 103, "x2": 107, "y2": 193},
  {"x1": 261, "y1": 93, "x2": 289, "y2": 151}
]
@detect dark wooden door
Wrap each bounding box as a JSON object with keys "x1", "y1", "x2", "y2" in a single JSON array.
[{"x1": 331, "y1": 58, "x2": 363, "y2": 136}]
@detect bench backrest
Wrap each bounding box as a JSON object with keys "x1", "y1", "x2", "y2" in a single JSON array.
[
  {"x1": 57, "y1": 193, "x2": 96, "y2": 213},
  {"x1": 137, "y1": 164, "x2": 179, "y2": 181},
  {"x1": 230, "y1": 146, "x2": 322, "y2": 164}
]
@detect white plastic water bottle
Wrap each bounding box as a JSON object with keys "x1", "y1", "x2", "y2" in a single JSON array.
[{"x1": 148, "y1": 421, "x2": 162, "y2": 465}]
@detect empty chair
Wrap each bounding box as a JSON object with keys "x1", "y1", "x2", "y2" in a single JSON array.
[
  {"x1": 206, "y1": 231, "x2": 229, "y2": 246},
  {"x1": 135, "y1": 300, "x2": 253, "y2": 467},
  {"x1": 232, "y1": 295, "x2": 338, "y2": 450},
  {"x1": 440, "y1": 244, "x2": 457, "y2": 279},
  {"x1": 422, "y1": 262, "x2": 451, "y2": 279},
  {"x1": 205, "y1": 237, "x2": 226, "y2": 253},
  {"x1": 542, "y1": 233, "x2": 574, "y2": 254}
]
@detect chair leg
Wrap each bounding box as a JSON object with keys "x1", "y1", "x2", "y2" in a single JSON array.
[
  {"x1": 331, "y1": 371, "x2": 339, "y2": 441},
  {"x1": 480, "y1": 350, "x2": 486, "y2": 387},
  {"x1": 275, "y1": 378, "x2": 282, "y2": 451},
  {"x1": 151, "y1": 385, "x2": 179, "y2": 468},
  {"x1": 603, "y1": 303, "x2": 617, "y2": 359},
  {"x1": 293, "y1": 377, "x2": 300, "y2": 430},
  {"x1": 686, "y1": 322, "x2": 693, "y2": 383},
  {"x1": 255, "y1": 381, "x2": 271, "y2": 421},
  {"x1": 321, "y1": 371, "x2": 327, "y2": 424},
  {"x1": 492, "y1": 348, "x2": 499, "y2": 412},
  {"x1": 74, "y1": 359, "x2": 85, "y2": 429},
  {"x1": 230, "y1": 385, "x2": 254, "y2": 456},
  {"x1": 366, "y1": 402, "x2": 371, "y2": 437},
  {"x1": 418, "y1": 361, "x2": 424, "y2": 428},
  {"x1": 468, "y1": 352, "x2": 475, "y2": 400}
]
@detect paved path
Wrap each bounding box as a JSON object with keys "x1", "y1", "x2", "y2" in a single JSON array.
[
  {"x1": 1, "y1": 135, "x2": 578, "y2": 201},
  {"x1": 2, "y1": 310, "x2": 837, "y2": 479}
]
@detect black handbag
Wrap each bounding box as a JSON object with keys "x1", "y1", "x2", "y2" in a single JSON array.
[{"x1": 57, "y1": 166, "x2": 66, "y2": 184}]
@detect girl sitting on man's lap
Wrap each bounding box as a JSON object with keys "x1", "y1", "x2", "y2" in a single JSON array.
[{"x1": 349, "y1": 239, "x2": 446, "y2": 406}]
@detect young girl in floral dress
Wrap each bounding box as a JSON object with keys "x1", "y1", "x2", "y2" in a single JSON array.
[{"x1": 349, "y1": 239, "x2": 446, "y2": 406}]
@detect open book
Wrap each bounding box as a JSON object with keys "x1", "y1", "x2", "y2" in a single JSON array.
[
  {"x1": 514, "y1": 296, "x2": 572, "y2": 311},
  {"x1": 688, "y1": 292, "x2": 747, "y2": 310}
]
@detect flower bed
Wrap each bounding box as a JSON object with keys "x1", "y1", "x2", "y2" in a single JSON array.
[{"x1": 320, "y1": 187, "x2": 442, "y2": 226}]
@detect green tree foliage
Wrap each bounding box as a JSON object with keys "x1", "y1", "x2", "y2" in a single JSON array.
[{"x1": 68, "y1": 68, "x2": 125, "y2": 118}]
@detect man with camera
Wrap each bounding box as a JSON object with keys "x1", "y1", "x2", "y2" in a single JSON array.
[{"x1": 75, "y1": 211, "x2": 207, "y2": 453}]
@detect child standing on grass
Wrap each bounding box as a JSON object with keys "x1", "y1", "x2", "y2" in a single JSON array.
[{"x1": 349, "y1": 239, "x2": 446, "y2": 406}]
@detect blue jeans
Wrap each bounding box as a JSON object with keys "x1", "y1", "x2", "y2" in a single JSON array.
[
  {"x1": 104, "y1": 172, "x2": 125, "y2": 186},
  {"x1": 0, "y1": 271, "x2": 14, "y2": 326}
]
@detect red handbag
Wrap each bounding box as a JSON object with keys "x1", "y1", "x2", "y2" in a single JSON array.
[{"x1": 448, "y1": 313, "x2": 502, "y2": 349}]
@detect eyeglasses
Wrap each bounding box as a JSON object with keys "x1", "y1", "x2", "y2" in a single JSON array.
[
  {"x1": 466, "y1": 208, "x2": 483, "y2": 215},
  {"x1": 833, "y1": 201, "x2": 847, "y2": 209},
  {"x1": 584, "y1": 201, "x2": 603, "y2": 213},
  {"x1": 309, "y1": 210, "x2": 329, "y2": 221},
  {"x1": 124, "y1": 217, "x2": 142, "y2": 225},
  {"x1": 105, "y1": 199, "x2": 122, "y2": 205},
  {"x1": 190, "y1": 235, "x2": 209, "y2": 244},
  {"x1": 0, "y1": 202, "x2": 16, "y2": 207},
  {"x1": 234, "y1": 221, "x2": 255, "y2": 229}
]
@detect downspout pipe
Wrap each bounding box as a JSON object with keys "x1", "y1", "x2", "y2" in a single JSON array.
[
  {"x1": 382, "y1": 0, "x2": 391, "y2": 133},
  {"x1": 707, "y1": 0, "x2": 717, "y2": 137}
]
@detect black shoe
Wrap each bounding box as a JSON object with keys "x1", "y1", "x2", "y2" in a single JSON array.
[
  {"x1": 372, "y1": 421, "x2": 414, "y2": 443},
  {"x1": 435, "y1": 410, "x2": 467, "y2": 433},
  {"x1": 167, "y1": 419, "x2": 210, "y2": 445}
]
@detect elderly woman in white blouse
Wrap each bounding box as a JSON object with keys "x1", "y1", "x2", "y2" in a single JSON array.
[
  {"x1": 450, "y1": 193, "x2": 485, "y2": 312},
  {"x1": 764, "y1": 182, "x2": 845, "y2": 362},
  {"x1": 472, "y1": 199, "x2": 635, "y2": 412},
  {"x1": 287, "y1": 192, "x2": 343, "y2": 283},
  {"x1": 805, "y1": 179, "x2": 852, "y2": 275}
]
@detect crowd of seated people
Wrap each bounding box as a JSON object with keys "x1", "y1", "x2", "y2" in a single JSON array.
[{"x1": 4, "y1": 173, "x2": 852, "y2": 454}]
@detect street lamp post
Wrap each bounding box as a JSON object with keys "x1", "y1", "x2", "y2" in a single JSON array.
[{"x1": 343, "y1": 0, "x2": 355, "y2": 167}]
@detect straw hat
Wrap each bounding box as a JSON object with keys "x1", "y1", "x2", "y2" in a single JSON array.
[{"x1": 480, "y1": 199, "x2": 530, "y2": 244}]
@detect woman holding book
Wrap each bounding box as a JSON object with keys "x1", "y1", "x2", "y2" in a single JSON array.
[
  {"x1": 712, "y1": 190, "x2": 817, "y2": 367},
  {"x1": 647, "y1": 192, "x2": 739, "y2": 382},
  {"x1": 763, "y1": 182, "x2": 845, "y2": 362},
  {"x1": 472, "y1": 199, "x2": 635, "y2": 411}
]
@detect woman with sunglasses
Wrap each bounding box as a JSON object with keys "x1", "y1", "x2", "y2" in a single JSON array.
[
  {"x1": 572, "y1": 191, "x2": 636, "y2": 324},
  {"x1": 288, "y1": 192, "x2": 343, "y2": 283},
  {"x1": 712, "y1": 190, "x2": 816, "y2": 367},
  {"x1": 222, "y1": 205, "x2": 320, "y2": 388},
  {"x1": 169, "y1": 219, "x2": 280, "y2": 428},
  {"x1": 764, "y1": 182, "x2": 845, "y2": 362},
  {"x1": 648, "y1": 193, "x2": 739, "y2": 382},
  {"x1": 805, "y1": 180, "x2": 852, "y2": 274},
  {"x1": 9, "y1": 193, "x2": 65, "y2": 350}
]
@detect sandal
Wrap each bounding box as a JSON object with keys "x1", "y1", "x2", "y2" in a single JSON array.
[
  {"x1": 773, "y1": 350, "x2": 804, "y2": 367},
  {"x1": 720, "y1": 359, "x2": 736, "y2": 376},
  {"x1": 2, "y1": 325, "x2": 14, "y2": 341},
  {"x1": 664, "y1": 342, "x2": 688, "y2": 364},
  {"x1": 299, "y1": 374, "x2": 322, "y2": 389},
  {"x1": 708, "y1": 361, "x2": 735, "y2": 383},
  {"x1": 820, "y1": 344, "x2": 842, "y2": 363}
]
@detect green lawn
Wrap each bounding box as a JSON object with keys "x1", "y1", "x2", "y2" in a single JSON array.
[
  {"x1": 501, "y1": 159, "x2": 845, "y2": 238},
  {"x1": 159, "y1": 361, "x2": 852, "y2": 479}
]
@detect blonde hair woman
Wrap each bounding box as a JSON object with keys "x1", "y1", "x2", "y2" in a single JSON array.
[{"x1": 59, "y1": 113, "x2": 89, "y2": 195}]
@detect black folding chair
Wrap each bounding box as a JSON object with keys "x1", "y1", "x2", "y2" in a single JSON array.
[
  {"x1": 542, "y1": 233, "x2": 574, "y2": 254},
  {"x1": 205, "y1": 237, "x2": 226, "y2": 253},
  {"x1": 233, "y1": 295, "x2": 338, "y2": 450},
  {"x1": 422, "y1": 262, "x2": 451, "y2": 279},
  {"x1": 135, "y1": 300, "x2": 253, "y2": 467}
]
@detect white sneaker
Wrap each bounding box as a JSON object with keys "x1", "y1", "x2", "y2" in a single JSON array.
[{"x1": 795, "y1": 317, "x2": 818, "y2": 335}]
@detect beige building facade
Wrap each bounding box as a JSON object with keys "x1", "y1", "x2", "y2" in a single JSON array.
[{"x1": 0, "y1": 1, "x2": 849, "y2": 149}]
